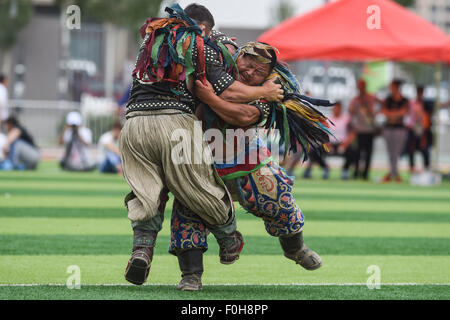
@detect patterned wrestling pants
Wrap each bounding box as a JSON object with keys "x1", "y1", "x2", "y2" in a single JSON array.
[{"x1": 169, "y1": 162, "x2": 305, "y2": 255}]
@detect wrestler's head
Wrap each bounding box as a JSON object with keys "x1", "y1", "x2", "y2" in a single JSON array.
[
  {"x1": 185, "y1": 3, "x2": 215, "y2": 36},
  {"x1": 235, "y1": 42, "x2": 277, "y2": 86}
]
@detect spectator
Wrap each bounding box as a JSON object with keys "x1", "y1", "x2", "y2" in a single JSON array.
[
  {"x1": 348, "y1": 79, "x2": 378, "y2": 180},
  {"x1": 406, "y1": 86, "x2": 429, "y2": 173},
  {"x1": 0, "y1": 132, "x2": 6, "y2": 163},
  {"x1": 0, "y1": 74, "x2": 9, "y2": 130},
  {"x1": 421, "y1": 91, "x2": 435, "y2": 170},
  {"x1": 98, "y1": 121, "x2": 122, "y2": 174},
  {"x1": 381, "y1": 79, "x2": 409, "y2": 183},
  {"x1": 326, "y1": 102, "x2": 357, "y2": 180},
  {"x1": 1, "y1": 117, "x2": 40, "y2": 171},
  {"x1": 302, "y1": 149, "x2": 330, "y2": 180},
  {"x1": 116, "y1": 83, "x2": 131, "y2": 120},
  {"x1": 59, "y1": 111, "x2": 95, "y2": 171}
]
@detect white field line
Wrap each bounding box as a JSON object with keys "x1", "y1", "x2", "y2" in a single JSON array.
[{"x1": 1, "y1": 283, "x2": 449, "y2": 287}]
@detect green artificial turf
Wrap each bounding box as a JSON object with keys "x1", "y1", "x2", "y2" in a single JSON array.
[{"x1": 0, "y1": 162, "x2": 449, "y2": 300}]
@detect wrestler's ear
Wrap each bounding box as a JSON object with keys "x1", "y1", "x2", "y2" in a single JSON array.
[{"x1": 199, "y1": 24, "x2": 209, "y2": 37}]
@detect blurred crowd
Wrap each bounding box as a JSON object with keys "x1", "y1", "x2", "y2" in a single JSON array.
[
  {"x1": 283, "y1": 78, "x2": 437, "y2": 183},
  {"x1": 0, "y1": 72, "x2": 124, "y2": 175}
]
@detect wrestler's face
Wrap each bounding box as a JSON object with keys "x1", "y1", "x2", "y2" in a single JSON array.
[{"x1": 235, "y1": 54, "x2": 271, "y2": 86}]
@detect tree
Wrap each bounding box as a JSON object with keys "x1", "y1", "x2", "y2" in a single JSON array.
[
  {"x1": 0, "y1": 0, "x2": 33, "y2": 70},
  {"x1": 270, "y1": 0, "x2": 296, "y2": 26},
  {"x1": 394, "y1": 0, "x2": 415, "y2": 7},
  {"x1": 0, "y1": 0, "x2": 33, "y2": 51}
]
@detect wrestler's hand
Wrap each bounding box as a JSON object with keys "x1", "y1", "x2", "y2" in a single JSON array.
[
  {"x1": 262, "y1": 78, "x2": 284, "y2": 102},
  {"x1": 194, "y1": 79, "x2": 216, "y2": 103}
]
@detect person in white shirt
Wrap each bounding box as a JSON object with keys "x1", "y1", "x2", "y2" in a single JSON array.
[
  {"x1": 0, "y1": 74, "x2": 9, "y2": 130},
  {"x1": 58, "y1": 111, "x2": 95, "y2": 171},
  {"x1": 98, "y1": 121, "x2": 122, "y2": 174}
]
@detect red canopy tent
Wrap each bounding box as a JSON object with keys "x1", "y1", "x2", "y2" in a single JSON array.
[
  {"x1": 443, "y1": 38, "x2": 450, "y2": 64},
  {"x1": 258, "y1": 0, "x2": 448, "y2": 172},
  {"x1": 257, "y1": 0, "x2": 448, "y2": 63}
]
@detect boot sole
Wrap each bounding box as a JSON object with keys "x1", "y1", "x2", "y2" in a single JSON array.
[
  {"x1": 124, "y1": 257, "x2": 150, "y2": 285},
  {"x1": 177, "y1": 285, "x2": 203, "y2": 291},
  {"x1": 304, "y1": 261, "x2": 322, "y2": 271}
]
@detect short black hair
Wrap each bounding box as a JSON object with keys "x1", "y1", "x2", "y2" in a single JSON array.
[
  {"x1": 5, "y1": 116, "x2": 19, "y2": 127},
  {"x1": 185, "y1": 3, "x2": 215, "y2": 33},
  {"x1": 391, "y1": 79, "x2": 403, "y2": 88},
  {"x1": 416, "y1": 85, "x2": 424, "y2": 94},
  {"x1": 0, "y1": 74, "x2": 6, "y2": 83}
]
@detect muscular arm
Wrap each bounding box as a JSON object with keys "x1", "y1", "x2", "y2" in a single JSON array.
[
  {"x1": 202, "y1": 44, "x2": 283, "y2": 104},
  {"x1": 195, "y1": 80, "x2": 261, "y2": 127},
  {"x1": 382, "y1": 104, "x2": 408, "y2": 118}
]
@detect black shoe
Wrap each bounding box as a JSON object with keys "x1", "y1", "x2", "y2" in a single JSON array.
[
  {"x1": 279, "y1": 232, "x2": 322, "y2": 271},
  {"x1": 177, "y1": 274, "x2": 203, "y2": 291}
]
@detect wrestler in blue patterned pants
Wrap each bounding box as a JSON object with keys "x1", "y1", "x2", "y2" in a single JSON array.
[{"x1": 169, "y1": 161, "x2": 305, "y2": 255}]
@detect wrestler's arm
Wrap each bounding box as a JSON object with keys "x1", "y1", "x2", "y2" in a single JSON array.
[
  {"x1": 195, "y1": 80, "x2": 261, "y2": 127},
  {"x1": 220, "y1": 78, "x2": 283, "y2": 103},
  {"x1": 203, "y1": 45, "x2": 283, "y2": 104}
]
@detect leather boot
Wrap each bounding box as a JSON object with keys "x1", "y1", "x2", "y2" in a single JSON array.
[
  {"x1": 217, "y1": 231, "x2": 244, "y2": 265},
  {"x1": 177, "y1": 249, "x2": 204, "y2": 291},
  {"x1": 124, "y1": 228, "x2": 157, "y2": 285},
  {"x1": 279, "y1": 231, "x2": 322, "y2": 270}
]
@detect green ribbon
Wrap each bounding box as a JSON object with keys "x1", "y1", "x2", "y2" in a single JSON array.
[
  {"x1": 216, "y1": 41, "x2": 239, "y2": 78},
  {"x1": 220, "y1": 156, "x2": 274, "y2": 181},
  {"x1": 151, "y1": 34, "x2": 166, "y2": 67},
  {"x1": 280, "y1": 103, "x2": 290, "y2": 158}
]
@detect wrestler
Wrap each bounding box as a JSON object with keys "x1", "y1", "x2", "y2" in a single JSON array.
[
  {"x1": 169, "y1": 40, "x2": 332, "y2": 291},
  {"x1": 120, "y1": 3, "x2": 284, "y2": 286}
]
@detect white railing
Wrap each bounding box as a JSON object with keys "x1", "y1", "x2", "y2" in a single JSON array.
[{"x1": 7, "y1": 99, "x2": 118, "y2": 148}]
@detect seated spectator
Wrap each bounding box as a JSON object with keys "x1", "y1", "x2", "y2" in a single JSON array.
[
  {"x1": 326, "y1": 102, "x2": 357, "y2": 180},
  {"x1": 0, "y1": 132, "x2": 6, "y2": 163},
  {"x1": 59, "y1": 111, "x2": 95, "y2": 172},
  {"x1": 1, "y1": 117, "x2": 40, "y2": 171},
  {"x1": 98, "y1": 121, "x2": 122, "y2": 174}
]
